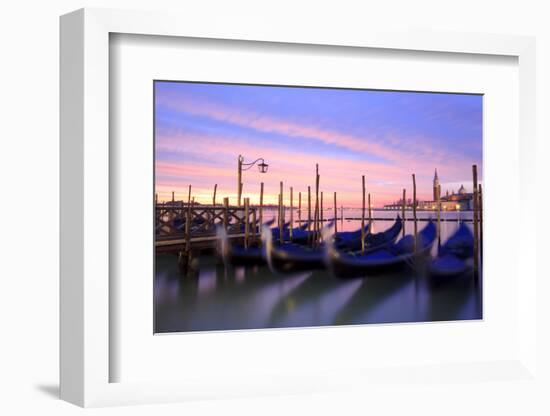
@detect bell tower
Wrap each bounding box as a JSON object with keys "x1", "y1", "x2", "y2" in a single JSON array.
[{"x1": 433, "y1": 169, "x2": 439, "y2": 201}]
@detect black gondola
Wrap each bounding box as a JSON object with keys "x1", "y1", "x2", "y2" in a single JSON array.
[
  {"x1": 218, "y1": 220, "x2": 280, "y2": 266},
  {"x1": 326, "y1": 220, "x2": 436, "y2": 278},
  {"x1": 428, "y1": 222, "x2": 474, "y2": 280},
  {"x1": 265, "y1": 217, "x2": 403, "y2": 274}
]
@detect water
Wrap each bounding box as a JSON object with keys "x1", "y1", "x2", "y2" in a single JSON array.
[{"x1": 154, "y1": 210, "x2": 482, "y2": 333}]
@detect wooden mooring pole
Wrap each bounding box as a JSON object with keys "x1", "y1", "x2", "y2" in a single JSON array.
[
  {"x1": 252, "y1": 205, "x2": 257, "y2": 243},
  {"x1": 280, "y1": 181, "x2": 284, "y2": 243},
  {"x1": 244, "y1": 197, "x2": 250, "y2": 249},
  {"x1": 279, "y1": 193, "x2": 283, "y2": 244},
  {"x1": 237, "y1": 155, "x2": 242, "y2": 207},
  {"x1": 213, "y1": 184, "x2": 217, "y2": 206},
  {"x1": 315, "y1": 164, "x2": 320, "y2": 245},
  {"x1": 473, "y1": 165, "x2": 480, "y2": 278},
  {"x1": 290, "y1": 187, "x2": 294, "y2": 241},
  {"x1": 402, "y1": 188, "x2": 406, "y2": 238},
  {"x1": 333, "y1": 192, "x2": 338, "y2": 233},
  {"x1": 436, "y1": 184, "x2": 441, "y2": 246},
  {"x1": 223, "y1": 197, "x2": 229, "y2": 231},
  {"x1": 307, "y1": 186, "x2": 312, "y2": 236},
  {"x1": 298, "y1": 191, "x2": 302, "y2": 227},
  {"x1": 259, "y1": 182, "x2": 264, "y2": 227},
  {"x1": 185, "y1": 194, "x2": 193, "y2": 253},
  {"x1": 361, "y1": 175, "x2": 366, "y2": 254},
  {"x1": 412, "y1": 174, "x2": 417, "y2": 253},
  {"x1": 478, "y1": 184, "x2": 483, "y2": 265}
]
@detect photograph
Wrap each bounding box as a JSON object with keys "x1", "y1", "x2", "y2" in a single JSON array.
[{"x1": 153, "y1": 80, "x2": 483, "y2": 333}]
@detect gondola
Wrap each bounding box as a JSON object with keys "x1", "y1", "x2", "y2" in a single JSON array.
[
  {"x1": 428, "y1": 222, "x2": 474, "y2": 280},
  {"x1": 238, "y1": 217, "x2": 275, "y2": 233},
  {"x1": 333, "y1": 216, "x2": 402, "y2": 252},
  {"x1": 326, "y1": 220, "x2": 436, "y2": 278},
  {"x1": 333, "y1": 223, "x2": 370, "y2": 250},
  {"x1": 283, "y1": 219, "x2": 335, "y2": 245},
  {"x1": 218, "y1": 219, "x2": 287, "y2": 266},
  {"x1": 219, "y1": 219, "x2": 325, "y2": 267},
  {"x1": 264, "y1": 217, "x2": 403, "y2": 274}
]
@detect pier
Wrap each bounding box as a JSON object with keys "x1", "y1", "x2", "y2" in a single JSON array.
[{"x1": 156, "y1": 203, "x2": 259, "y2": 254}]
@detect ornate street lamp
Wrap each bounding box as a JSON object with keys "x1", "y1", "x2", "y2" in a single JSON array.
[{"x1": 237, "y1": 155, "x2": 269, "y2": 206}]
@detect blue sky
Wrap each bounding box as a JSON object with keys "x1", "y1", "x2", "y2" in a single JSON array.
[{"x1": 155, "y1": 81, "x2": 482, "y2": 206}]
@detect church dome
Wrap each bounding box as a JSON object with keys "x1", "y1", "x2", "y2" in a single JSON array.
[{"x1": 458, "y1": 184, "x2": 466, "y2": 195}]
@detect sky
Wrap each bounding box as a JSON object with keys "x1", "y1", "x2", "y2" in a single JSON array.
[{"x1": 155, "y1": 81, "x2": 482, "y2": 208}]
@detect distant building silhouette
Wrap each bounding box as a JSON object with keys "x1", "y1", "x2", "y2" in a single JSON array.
[{"x1": 384, "y1": 170, "x2": 476, "y2": 211}]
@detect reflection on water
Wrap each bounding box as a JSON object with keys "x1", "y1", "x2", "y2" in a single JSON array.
[{"x1": 155, "y1": 214, "x2": 482, "y2": 333}]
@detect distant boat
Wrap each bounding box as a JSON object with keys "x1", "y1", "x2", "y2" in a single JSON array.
[
  {"x1": 428, "y1": 222, "x2": 474, "y2": 280},
  {"x1": 326, "y1": 220, "x2": 436, "y2": 278},
  {"x1": 264, "y1": 217, "x2": 402, "y2": 274}
]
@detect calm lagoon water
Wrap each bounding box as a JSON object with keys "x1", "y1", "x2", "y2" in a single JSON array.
[{"x1": 154, "y1": 210, "x2": 482, "y2": 333}]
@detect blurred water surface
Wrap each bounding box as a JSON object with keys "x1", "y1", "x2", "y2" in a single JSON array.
[{"x1": 155, "y1": 211, "x2": 482, "y2": 333}]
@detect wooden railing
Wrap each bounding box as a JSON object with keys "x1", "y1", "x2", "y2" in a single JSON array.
[{"x1": 155, "y1": 204, "x2": 258, "y2": 240}]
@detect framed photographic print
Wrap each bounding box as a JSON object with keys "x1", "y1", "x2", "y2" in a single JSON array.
[
  {"x1": 153, "y1": 80, "x2": 483, "y2": 334},
  {"x1": 60, "y1": 8, "x2": 539, "y2": 408}
]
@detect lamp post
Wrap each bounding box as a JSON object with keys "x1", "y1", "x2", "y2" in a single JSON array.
[{"x1": 237, "y1": 154, "x2": 269, "y2": 206}]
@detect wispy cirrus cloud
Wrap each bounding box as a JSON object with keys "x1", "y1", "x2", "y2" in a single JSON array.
[{"x1": 156, "y1": 92, "x2": 475, "y2": 170}]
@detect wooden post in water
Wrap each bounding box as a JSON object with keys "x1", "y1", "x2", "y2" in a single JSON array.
[
  {"x1": 314, "y1": 164, "x2": 320, "y2": 245},
  {"x1": 252, "y1": 208, "x2": 257, "y2": 243},
  {"x1": 172, "y1": 191, "x2": 175, "y2": 204},
  {"x1": 279, "y1": 193, "x2": 283, "y2": 244},
  {"x1": 412, "y1": 174, "x2": 418, "y2": 254},
  {"x1": 308, "y1": 185, "x2": 312, "y2": 227},
  {"x1": 213, "y1": 184, "x2": 217, "y2": 206},
  {"x1": 185, "y1": 195, "x2": 193, "y2": 253},
  {"x1": 280, "y1": 181, "x2": 284, "y2": 237},
  {"x1": 277, "y1": 192, "x2": 281, "y2": 237},
  {"x1": 368, "y1": 193, "x2": 372, "y2": 232},
  {"x1": 361, "y1": 175, "x2": 366, "y2": 254},
  {"x1": 237, "y1": 155, "x2": 242, "y2": 207},
  {"x1": 436, "y1": 184, "x2": 441, "y2": 246},
  {"x1": 291, "y1": 187, "x2": 296, "y2": 238},
  {"x1": 155, "y1": 193, "x2": 158, "y2": 206},
  {"x1": 478, "y1": 184, "x2": 483, "y2": 265},
  {"x1": 223, "y1": 197, "x2": 229, "y2": 231},
  {"x1": 333, "y1": 192, "x2": 338, "y2": 233},
  {"x1": 259, "y1": 182, "x2": 264, "y2": 227},
  {"x1": 402, "y1": 188, "x2": 406, "y2": 238},
  {"x1": 307, "y1": 186, "x2": 312, "y2": 244},
  {"x1": 473, "y1": 165, "x2": 480, "y2": 278},
  {"x1": 244, "y1": 197, "x2": 250, "y2": 249},
  {"x1": 298, "y1": 191, "x2": 302, "y2": 227}
]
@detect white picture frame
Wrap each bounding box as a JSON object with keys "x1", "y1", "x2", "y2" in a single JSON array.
[{"x1": 60, "y1": 7, "x2": 538, "y2": 408}]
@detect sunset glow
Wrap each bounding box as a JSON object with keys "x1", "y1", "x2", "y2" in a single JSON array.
[{"x1": 155, "y1": 81, "x2": 482, "y2": 207}]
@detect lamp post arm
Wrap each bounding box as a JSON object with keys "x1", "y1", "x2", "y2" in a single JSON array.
[{"x1": 241, "y1": 158, "x2": 266, "y2": 170}]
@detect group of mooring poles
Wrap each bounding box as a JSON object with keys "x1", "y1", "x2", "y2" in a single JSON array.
[
  {"x1": 276, "y1": 163, "x2": 339, "y2": 248},
  {"x1": 402, "y1": 165, "x2": 482, "y2": 279},
  {"x1": 165, "y1": 163, "x2": 482, "y2": 279},
  {"x1": 359, "y1": 175, "x2": 375, "y2": 255}
]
